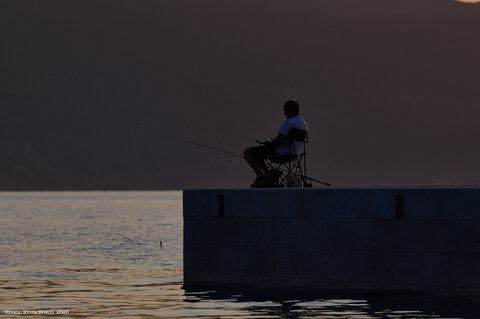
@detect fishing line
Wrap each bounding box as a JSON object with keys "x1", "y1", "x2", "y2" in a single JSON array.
[{"x1": 163, "y1": 137, "x2": 244, "y2": 159}]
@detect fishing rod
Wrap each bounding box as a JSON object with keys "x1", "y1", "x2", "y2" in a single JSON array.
[
  {"x1": 164, "y1": 137, "x2": 331, "y2": 187},
  {"x1": 303, "y1": 175, "x2": 331, "y2": 187},
  {"x1": 163, "y1": 137, "x2": 244, "y2": 159}
]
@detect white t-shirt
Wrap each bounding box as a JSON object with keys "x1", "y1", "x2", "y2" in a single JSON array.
[{"x1": 276, "y1": 114, "x2": 308, "y2": 155}]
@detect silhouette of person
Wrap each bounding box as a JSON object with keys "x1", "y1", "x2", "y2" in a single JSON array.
[{"x1": 244, "y1": 99, "x2": 308, "y2": 188}]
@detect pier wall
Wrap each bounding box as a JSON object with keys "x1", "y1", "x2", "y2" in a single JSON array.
[{"x1": 183, "y1": 188, "x2": 480, "y2": 295}]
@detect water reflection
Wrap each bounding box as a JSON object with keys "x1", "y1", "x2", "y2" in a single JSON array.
[
  {"x1": 183, "y1": 288, "x2": 478, "y2": 319},
  {"x1": 4, "y1": 266, "x2": 476, "y2": 318}
]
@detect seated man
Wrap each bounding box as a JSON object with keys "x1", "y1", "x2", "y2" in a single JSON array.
[{"x1": 244, "y1": 99, "x2": 308, "y2": 188}]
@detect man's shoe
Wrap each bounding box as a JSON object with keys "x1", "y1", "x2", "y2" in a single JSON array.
[
  {"x1": 251, "y1": 176, "x2": 278, "y2": 188},
  {"x1": 250, "y1": 175, "x2": 271, "y2": 188},
  {"x1": 256, "y1": 179, "x2": 277, "y2": 188}
]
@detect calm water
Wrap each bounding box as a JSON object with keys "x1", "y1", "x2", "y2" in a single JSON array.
[{"x1": 0, "y1": 191, "x2": 477, "y2": 318}]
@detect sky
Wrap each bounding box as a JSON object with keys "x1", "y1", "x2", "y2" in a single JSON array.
[{"x1": 1, "y1": 0, "x2": 480, "y2": 190}]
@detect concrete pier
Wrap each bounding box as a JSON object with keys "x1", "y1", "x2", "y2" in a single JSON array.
[{"x1": 183, "y1": 188, "x2": 480, "y2": 296}]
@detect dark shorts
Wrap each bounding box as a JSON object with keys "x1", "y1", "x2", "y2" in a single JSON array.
[{"x1": 247, "y1": 144, "x2": 284, "y2": 163}]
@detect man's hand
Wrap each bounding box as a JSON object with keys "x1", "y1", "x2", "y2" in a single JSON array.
[{"x1": 270, "y1": 133, "x2": 286, "y2": 145}]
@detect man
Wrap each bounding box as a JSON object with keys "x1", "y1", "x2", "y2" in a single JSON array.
[{"x1": 243, "y1": 99, "x2": 308, "y2": 188}]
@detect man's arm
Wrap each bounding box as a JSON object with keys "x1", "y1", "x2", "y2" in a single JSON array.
[{"x1": 270, "y1": 132, "x2": 286, "y2": 145}]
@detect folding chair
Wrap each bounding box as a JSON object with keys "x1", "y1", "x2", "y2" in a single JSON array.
[{"x1": 260, "y1": 128, "x2": 312, "y2": 188}]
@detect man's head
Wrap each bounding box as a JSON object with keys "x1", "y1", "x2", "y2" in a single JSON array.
[{"x1": 283, "y1": 99, "x2": 300, "y2": 118}]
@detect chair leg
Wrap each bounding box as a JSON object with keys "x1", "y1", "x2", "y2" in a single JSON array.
[
  {"x1": 292, "y1": 158, "x2": 311, "y2": 188},
  {"x1": 266, "y1": 154, "x2": 311, "y2": 188}
]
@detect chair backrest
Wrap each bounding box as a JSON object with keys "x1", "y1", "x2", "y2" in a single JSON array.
[
  {"x1": 288, "y1": 128, "x2": 307, "y2": 142},
  {"x1": 269, "y1": 127, "x2": 311, "y2": 187}
]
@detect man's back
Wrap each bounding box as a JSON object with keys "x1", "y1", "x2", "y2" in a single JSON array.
[{"x1": 276, "y1": 114, "x2": 308, "y2": 155}]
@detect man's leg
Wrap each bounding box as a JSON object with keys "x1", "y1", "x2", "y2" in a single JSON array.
[{"x1": 243, "y1": 147, "x2": 266, "y2": 177}]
